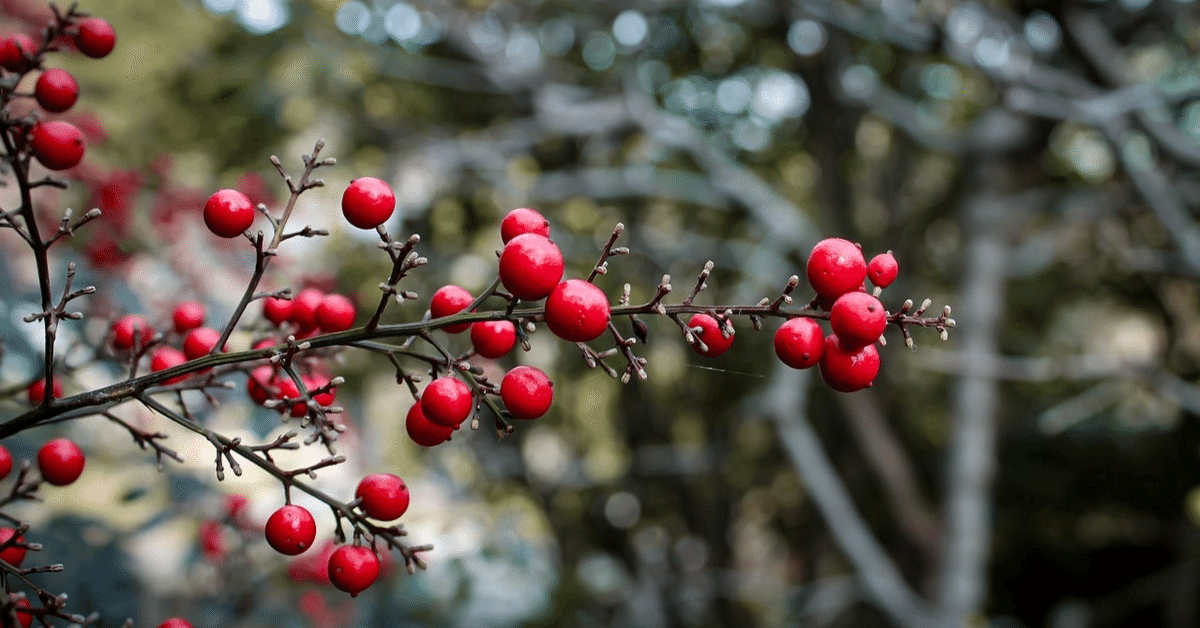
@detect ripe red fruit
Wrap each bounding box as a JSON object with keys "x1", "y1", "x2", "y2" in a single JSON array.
[
  {"x1": 247, "y1": 366, "x2": 275, "y2": 406},
  {"x1": 0, "y1": 34, "x2": 36, "y2": 72},
  {"x1": 74, "y1": 18, "x2": 116, "y2": 58},
  {"x1": 182, "y1": 327, "x2": 223, "y2": 360},
  {"x1": 26, "y1": 377, "x2": 63, "y2": 404},
  {"x1": 470, "y1": 320, "x2": 517, "y2": 359},
  {"x1": 265, "y1": 504, "x2": 317, "y2": 555},
  {"x1": 316, "y1": 293, "x2": 356, "y2": 332},
  {"x1": 302, "y1": 375, "x2": 337, "y2": 408},
  {"x1": 500, "y1": 207, "x2": 550, "y2": 243},
  {"x1": 405, "y1": 402, "x2": 453, "y2": 447},
  {"x1": 498, "y1": 234, "x2": 564, "y2": 301},
  {"x1": 199, "y1": 519, "x2": 225, "y2": 560},
  {"x1": 262, "y1": 296, "x2": 292, "y2": 326},
  {"x1": 774, "y1": 317, "x2": 825, "y2": 369},
  {"x1": 111, "y1": 314, "x2": 154, "y2": 351},
  {"x1": 806, "y1": 238, "x2": 867, "y2": 300},
  {"x1": 13, "y1": 598, "x2": 32, "y2": 628},
  {"x1": 172, "y1": 301, "x2": 205, "y2": 334},
  {"x1": 0, "y1": 528, "x2": 26, "y2": 567},
  {"x1": 545, "y1": 279, "x2": 611, "y2": 342},
  {"x1": 0, "y1": 445, "x2": 11, "y2": 481},
  {"x1": 156, "y1": 618, "x2": 194, "y2": 628},
  {"x1": 818, "y1": 334, "x2": 881, "y2": 393},
  {"x1": 355, "y1": 474, "x2": 410, "y2": 521},
  {"x1": 430, "y1": 285, "x2": 474, "y2": 333},
  {"x1": 271, "y1": 376, "x2": 308, "y2": 417},
  {"x1": 686, "y1": 313, "x2": 735, "y2": 358},
  {"x1": 867, "y1": 252, "x2": 899, "y2": 288},
  {"x1": 150, "y1": 347, "x2": 188, "y2": 384},
  {"x1": 34, "y1": 69, "x2": 79, "y2": 113},
  {"x1": 203, "y1": 189, "x2": 255, "y2": 238},
  {"x1": 37, "y1": 438, "x2": 85, "y2": 486},
  {"x1": 830, "y1": 292, "x2": 887, "y2": 348},
  {"x1": 341, "y1": 177, "x2": 395, "y2": 229},
  {"x1": 328, "y1": 545, "x2": 380, "y2": 597},
  {"x1": 288, "y1": 288, "x2": 325, "y2": 331},
  {"x1": 30, "y1": 121, "x2": 85, "y2": 170},
  {"x1": 421, "y1": 378, "x2": 473, "y2": 427},
  {"x1": 500, "y1": 366, "x2": 554, "y2": 420}
]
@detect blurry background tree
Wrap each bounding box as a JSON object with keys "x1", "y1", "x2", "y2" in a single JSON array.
[{"x1": 3, "y1": 0, "x2": 1200, "y2": 627}]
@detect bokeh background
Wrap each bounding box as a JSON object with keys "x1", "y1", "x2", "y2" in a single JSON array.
[{"x1": 2, "y1": 0, "x2": 1200, "y2": 627}]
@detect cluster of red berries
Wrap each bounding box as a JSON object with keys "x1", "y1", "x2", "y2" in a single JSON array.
[
  {"x1": 102, "y1": 303, "x2": 230, "y2": 384},
  {"x1": 1, "y1": 15, "x2": 115, "y2": 173},
  {"x1": 0, "y1": 438, "x2": 85, "y2": 588}
]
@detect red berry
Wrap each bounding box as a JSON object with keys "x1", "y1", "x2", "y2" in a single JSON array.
[
  {"x1": 224, "y1": 494, "x2": 250, "y2": 521},
  {"x1": 470, "y1": 320, "x2": 517, "y2": 359},
  {"x1": 302, "y1": 375, "x2": 337, "y2": 407},
  {"x1": 288, "y1": 288, "x2": 325, "y2": 331},
  {"x1": 172, "y1": 301, "x2": 205, "y2": 334},
  {"x1": 421, "y1": 378, "x2": 473, "y2": 428},
  {"x1": 867, "y1": 252, "x2": 899, "y2": 288},
  {"x1": 247, "y1": 366, "x2": 275, "y2": 405},
  {"x1": 327, "y1": 545, "x2": 380, "y2": 597},
  {"x1": 498, "y1": 234, "x2": 564, "y2": 301},
  {"x1": 34, "y1": 69, "x2": 79, "y2": 113},
  {"x1": 686, "y1": 313, "x2": 734, "y2": 358},
  {"x1": 199, "y1": 520, "x2": 225, "y2": 560},
  {"x1": 74, "y1": 18, "x2": 116, "y2": 59},
  {"x1": 37, "y1": 438, "x2": 85, "y2": 486},
  {"x1": 111, "y1": 314, "x2": 154, "y2": 351},
  {"x1": 818, "y1": 334, "x2": 881, "y2": 393},
  {"x1": 13, "y1": 598, "x2": 32, "y2": 628},
  {"x1": 271, "y1": 376, "x2": 308, "y2": 417},
  {"x1": 500, "y1": 207, "x2": 550, "y2": 243},
  {"x1": 0, "y1": 528, "x2": 26, "y2": 567},
  {"x1": 405, "y1": 402, "x2": 453, "y2": 447},
  {"x1": 773, "y1": 318, "x2": 825, "y2": 369},
  {"x1": 341, "y1": 177, "x2": 395, "y2": 229},
  {"x1": 157, "y1": 618, "x2": 193, "y2": 628},
  {"x1": 355, "y1": 473, "x2": 410, "y2": 521},
  {"x1": 544, "y1": 279, "x2": 611, "y2": 342},
  {"x1": 30, "y1": 121, "x2": 85, "y2": 171},
  {"x1": 265, "y1": 504, "x2": 317, "y2": 555},
  {"x1": 829, "y1": 292, "x2": 887, "y2": 348},
  {"x1": 430, "y1": 285, "x2": 473, "y2": 333},
  {"x1": 262, "y1": 296, "x2": 292, "y2": 326},
  {"x1": 203, "y1": 189, "x2": 255, "y2": 238},
  {"x1": 806, "y1": 237, "x2": 866, "y2": 300},
  {"x1": 182, "y1": 327, "x2": 223, "y2": 360},
  {"x1": 150, "y1": 347, "x2": 188, "y2": 384},
  {"x1": 0, "y1": 34, "x2": 36, "y2": 72},
  {"x1": 0, "y1": 445, "x2": 11, "y2": 481},
  {"x1": 26, "y1": 377, "x2": 63, "y2": 405},
  {"x1": 500, "y1": 366, "x2": 553, "y2": 420},
  {"x1": 316, "y1": 293, "x2": 356, "y2": 332}
]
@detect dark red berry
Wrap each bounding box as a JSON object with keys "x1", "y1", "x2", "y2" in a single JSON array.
[
  {"x1": 13, "y1": 598, "x2": 31, "y2": 628},
  {"x1": 498, "y1": 234, "x2": 564, "y2": 301},
  {"x1": 341, "y1": 177, "x2": 395, "y2": 229},
  {"x1": 265, "y1": 504, "x2": 317, "y2": 555},
  {"x1": 470, "y1": 320, "x2": 517, "y2": 359},
  {"x1": 686, "y1": 313, "x2": 734, "y2": 358},
  {"x1": 829, "y1": 292, "x2": 887, "y2": 348},
  {"x1": 406, "y1": 402, "x2": 453, "y2": 447},
  {"x1": 818, "y1": 334, "x2": 881, "y2": 393},
  {"x1": 355, "y1": 474, "x2": 410, "y2": 521},
  {"x1": 500, "y1": 207, "x2": 550, "y2": 243},
  {"x1": 0, "y1": 445, "x2": 11, "y2": 481},
  {"x1": 262, "y1": 296, "x2": 292, "y2": 326},
  {"x1": 806, "y1": 238, "x2": 866, "y2": 300},
  {"x1": 421, "y1": 378, "x2": 473, "y2": 427},
  {"x1": 302, "y1": 375, "x2": 337, "y2": 408},
  {"x1": 74, "y1": 18, "x2": 116, "y2": 59},
  {"x1": 30, "y1": 121, "x2": 85, "y2": 171},
  {"x1": 37, "y1": 438, "x2": 85, "y2": 486},
  {"x1": 34, "y1": 69, "x2": 79, "y2": 113},
  {"x1": 430, "y1": 285, "x2": 473, "y2": 333},
  {"x1": 111, "y1": 314, "x2": 153, "y2": 351},
  {"x1": 172, "y1": 301, "x2": 205, "y2": 334},
  {"x1": 0, "y1": 528, "x2": 26, "y2": 567},
  {"x1": 271, "y1": 376, "x2": 308, "y2": 417},
  {"x1": 0, "y1": 34, "x2": 36, "y2": 72},
  {"x1": 545, "y1": 279, "x2": 610, "y2": 342},
  {"x1": 500, "y1": 366, "x2": 553, "y2": 420},
  {"x1": 203, "y1": 189, "x2": 255, "y2": 238},
  {"x1": 773, "y1": 317, "x2": 825, "y2": 369},
  {"x1": 316, "y1": 293, "x2": 356, "y2": 332},
  {"x1": 328, "y1": 545, "x2": 380, "y2": 597},
  {"x1": 182, "y1": 327, "x2": 223, "y2": 360},
  {"x1": 26, "y1": 377, "x2": 63, "y2": 405},
  {"x1": 288, "y1": 288, "x2": 325, "y2": 331},
  {"x1": 151, "y1": 347, "x2": 188, "y2": 384},
  {"x1": 247, "y1": 366, "x2": 275, "y2": 405},
  {"x1": 867, "y1": 252, "x2": 899, "y2": 288},
  {"x1": 157, "y1": 618, "x2": 193, "y2": 628}
]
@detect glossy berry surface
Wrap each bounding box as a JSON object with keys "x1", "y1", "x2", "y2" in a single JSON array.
[
  {"x1": 0, "y1": 34, "x2": 35, "y2": 72},
  {"x1": 38, "y1": 438, "x2": 85, "y2": 486},
  {"x1": 30, "y1": 121, "x2": 85, "y2": 171},
  {"x1": 0, "y1": 445, "x2": 11, "y2": 481},
  {"x1": 500, "y1": 207, "x2": 551, "y2": 243},
  {"x1": 151, "y1": 347, "x2": 188, "y2": 384},
  {"x1": 406, "y1": 402, "x2": 453, "y2": 447},
  {"x1": 13, "y1": 598, "x2": 31, "y2": 628},
  {"x1": 183, "y1": 327, "x2": 222, "y2": 360},
  {"x1": 500, "y1": 366, "x2": 554, "y2": 420},
  {"x1": 806, "y1": 238, "x2": 867, "y2": 300},
  {"x1": 271, "y1": 376, "x2": 308, "y2": 417},
  {"x1": 773, "y1": 317, "x2": 825, "y2": 369},
  {"x1": 498, "y1": 234, "x2": 564, "y2": 301},
  {"x1": 0, "y1": 528, "x2": 26, "y2": 567},
  {"x1": 172, "y1": 301, "x2": 205, "y2": 334},
  {"x1": 430, "y1": 285, "x2": 473, "y2": 333},
  {"x1": 818, "y1": 334, "x2": 881, "y2": 393},
  {"x1": 34, "y1": 68, "x2": 79, "y2": 113},
  {"x1": 26, "y1": 377, "x2": 63, "y2": 405},
  {"x1": 316, "y1": 293, "x2": 357, "y2": 332},
  {"x1": 421, "y1": 377, "x2": 473, "y2": 427},
  {"x1": 355, "y1": 473, "x2": 410, "y2": 521},
  {"x1": 830, "y1": 292, "x2": 887, "y2": 348},
  {"x1": 111, "y1": 314, "x2": 153, "y2": 351},
  {"x1": 247, "y1": 366, "x2": 275, "y2": 405},
  {"x1": 262, "y1": 296, "x2": 292, "y2": 326},
  {"x1": 265, "y1": 504, "x2": 317, "y2": 555},
  {"x1": 156, "y1": 619, "x2": 194, "y2": 628},
  {"x1": 867, "y1": 252, "x2": 899, "y2": 288},
  {"x1": 545, "y1": 279, "x2": 611, "y2": 342},
  {"x1": 203, "y1": 189, "x2": 255, "y2": 238},
  {"x1": 341, "y1": 177, "x2": 395, "y2": 229},
  {"x1": 288, "y1": 288, "x2": 325, "y2": 331},
  {"x1": 470, "y1": 320, "x2": 517, "y2": 359},
  {"x1": 74, "y1": 18, "x2": 116, "y2": 58},
  {"x1": 328, "y1": 545, "x2": 380, "y2": 597},
  {"x1": 687, "y1": 313, "x2": 735, "y2": 358}
]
